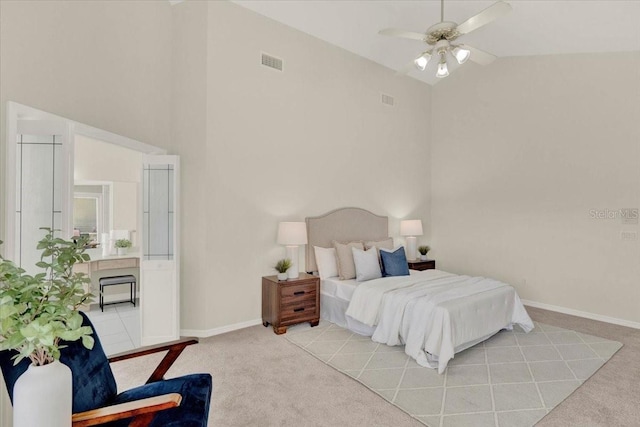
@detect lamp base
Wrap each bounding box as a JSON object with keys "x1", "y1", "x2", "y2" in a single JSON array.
[
  {"x1": 285, "y1": 246, "x2": 300, "y2": 279},
  {"x1": 405, "y1": 236, "x2": 417, "y2": 261}
]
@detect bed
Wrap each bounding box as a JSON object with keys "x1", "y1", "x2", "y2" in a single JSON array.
[{"x1": 305, "y1": 207, "x2": 534, "y2": 373}]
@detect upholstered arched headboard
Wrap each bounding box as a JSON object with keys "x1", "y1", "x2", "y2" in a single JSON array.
[{"x1": 305, "y1": 207, "x2": 388, "y2": 273}]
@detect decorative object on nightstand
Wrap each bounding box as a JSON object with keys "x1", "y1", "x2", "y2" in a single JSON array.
[
  {"x1": 408, "y1": 258, "x2": 436, "y2": 271},
  {"x1": 277, "y1": 222, "x2": 308, "y2": 279},
  {"x1": 274, "y1": 258, "x2": 292, "y2": 281},
  {"x1": 114, "y1": 238, "x2": 132, "y2": 255},
  {"x1": 418, "y1": 245, "x2": 431, "y2": 261},
  {"x1": 262, "y1": 273, "x2": 320, "y2": 334},
  {"x1": 400, "y1": 219, "x2": 423, "y2": 261}
]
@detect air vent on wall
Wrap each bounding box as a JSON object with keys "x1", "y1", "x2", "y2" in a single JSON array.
[
  {"x1": 261, "y1": 53, "x2": 283, "y2": 71},
  {"x1": 381, "y1": 93, "x2": 395, "y2": 107}
]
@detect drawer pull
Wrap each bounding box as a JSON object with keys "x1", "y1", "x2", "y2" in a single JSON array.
[
  {"x1": 293, "y1": 308, "x2": 305, "y2": 312},
  {"x1": 293, "y1": 291, "x2": 305, "y2": 296}
]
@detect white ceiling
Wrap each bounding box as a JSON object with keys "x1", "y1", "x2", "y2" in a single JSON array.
[{"x1": 232, "y1": 0, "x2": 640, "y2": 85}]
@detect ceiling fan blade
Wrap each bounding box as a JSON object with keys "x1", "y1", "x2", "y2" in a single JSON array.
[
  {"x1": 461, "y1": 44, "x2": 497, "y2": 66},
  {"x1": 455, "y1": 1, "x2": 512, "y2": 36},
  {"x1": 379, "y1": 28, "x2": 426, "y2": 42}
]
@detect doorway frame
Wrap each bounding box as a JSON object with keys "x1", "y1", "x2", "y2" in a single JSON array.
[{"x1": 2, "y1": 101, "x2": 170, "y2": 426}]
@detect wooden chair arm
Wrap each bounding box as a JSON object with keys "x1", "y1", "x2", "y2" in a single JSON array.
[
  {"x1": 72, "y1": 393, "x2": 182, "y2": 427},
  {"x1": 108, "y1": 337, "x2": 199, "y2": 384},
  {"x1": 108, "y1": 337, "x2": 199, "y2": 362}
]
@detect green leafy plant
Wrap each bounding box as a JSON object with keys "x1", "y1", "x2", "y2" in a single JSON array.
[
  {"x1": 274, "y1": 258, "x2": 292, "y2": 274},
  {"x1": 418, "y1": 245, "x2": 431, "y2": 256},
  {"x1": 0, "y1": 229, "x2": 94, "y2": 366},
  {"x1": 114, "y1": 239, "x2": 132, "y2": 249}
]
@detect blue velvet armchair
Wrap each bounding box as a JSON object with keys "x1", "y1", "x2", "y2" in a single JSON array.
[{"x1": 0, "y1": 312, "x2": 212, "y2": 426}]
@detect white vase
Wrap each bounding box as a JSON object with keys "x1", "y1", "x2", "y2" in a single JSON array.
[
  {"x1": 420, "y1": 254, "x2": 428, "y2": 261},
  {"x1": 277, "y1": 272, "x2": 288, "y2": 281},
  {"x1": 13, "y1": 360, "x2": 72, "y2": 427},
  {"x1": 116, "y1": 247, "x2": 127, "y2": 256}
]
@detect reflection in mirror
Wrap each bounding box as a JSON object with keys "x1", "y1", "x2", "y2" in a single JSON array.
[{"x1": 73, "y1": 185, "x2": 111, "y2": 246}]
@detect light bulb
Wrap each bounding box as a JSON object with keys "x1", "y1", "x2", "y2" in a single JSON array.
[
  {"x1": 413, "y1": 53, "x2": 431, "y2": 71},
  {"x1": 436, "y1": 61, "x2": 449, "y2": 78},
  {"x1": 452, "y1": 46, "x2": 471, "y2": 64}
]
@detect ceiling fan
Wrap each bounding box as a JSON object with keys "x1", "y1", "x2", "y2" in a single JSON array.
[{"x1": 379, "y1": 0, "x2": 512, "y2": 78}]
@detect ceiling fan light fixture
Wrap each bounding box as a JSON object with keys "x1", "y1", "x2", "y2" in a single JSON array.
[
  {"x1": 414, "y1": 52, "x2": 431, "y2": 71},
  {"x1": 436, "y1": 56, "x2": 449, "y2": 78},
  {"x1": 452, "y1": 46, "x2": 471, "y2": 64}
]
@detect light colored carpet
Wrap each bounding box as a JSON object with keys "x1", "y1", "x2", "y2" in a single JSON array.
[
  {"x1": 107, "y1": 307, "x2": 639, "y2": 426},
  {"x1": 285, "y1": 320, "x2": 621, "y2": 427}
]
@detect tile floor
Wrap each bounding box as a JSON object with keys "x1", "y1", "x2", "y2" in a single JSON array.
[
  {"x1": 83, "y1": 303, "x2": 141, "y2": 356},
  {"x1": 286, "y1": 321, "x2": 622, "y2": 427}
]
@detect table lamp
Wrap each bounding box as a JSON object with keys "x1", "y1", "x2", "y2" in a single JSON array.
[{"x1": 277, "y1": 222, "x2": 308, "y2": 279}]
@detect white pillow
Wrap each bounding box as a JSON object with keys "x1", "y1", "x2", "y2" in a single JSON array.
[
  {"x1": 351, "y1": 246, "x2": 382, "y2": 282},
  {"x1": 314, "y1": 246, "x2": 338, "y2": 279}
]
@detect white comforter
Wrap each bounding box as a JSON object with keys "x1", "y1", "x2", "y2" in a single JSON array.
[{"x1": 345, "y1": 270, "x2": 534, "y2": 373}]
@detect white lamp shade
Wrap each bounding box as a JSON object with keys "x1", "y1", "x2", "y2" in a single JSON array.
[
  {"x1": 277, "y1": 222, "x2": 308, "y2": 245},
  {"x1": 400, "y1": 220, "x2": 423, "y2": 237}
]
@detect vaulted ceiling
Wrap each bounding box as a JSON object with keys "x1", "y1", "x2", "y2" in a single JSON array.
[{"x1": 233, "y1": 1, "x2": 640, "y2": 85}]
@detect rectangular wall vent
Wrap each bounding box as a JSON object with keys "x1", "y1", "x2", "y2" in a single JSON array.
[
  {"x1": 261, "y1": 53, "x2": 283, "y2": 71},
  {"x1": 381, "y1": 93, "x2": 395, "y2": 106}
]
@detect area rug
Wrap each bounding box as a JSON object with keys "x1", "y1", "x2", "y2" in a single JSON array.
[{"x1": 285, "y1": 320, "x2": 622, "y2": 427}]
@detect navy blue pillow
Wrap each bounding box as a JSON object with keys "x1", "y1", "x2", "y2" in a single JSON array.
[{"x1": 380, "y1": 247, "x2": 410, "y2": 277}]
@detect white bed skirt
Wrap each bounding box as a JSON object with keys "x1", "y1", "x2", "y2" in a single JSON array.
[{"x1": 320, "y1": 292, "x2": 375, "y2": 337}]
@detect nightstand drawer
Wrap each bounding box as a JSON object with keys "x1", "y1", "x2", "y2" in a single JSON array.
[
  {"x1": 281, "y1": 282, "x2": 317, "y2": 304},
  {"x1": 280, "y1": 300, "x2": 318, "y2": 324}
]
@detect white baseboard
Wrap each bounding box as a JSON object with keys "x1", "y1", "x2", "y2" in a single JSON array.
[
  {"x1": 522, "y1": 299, "x2": 640, "y2": 330},
  {"x1": 181, "y1": 318, "x2": 263, "y2": 338}
]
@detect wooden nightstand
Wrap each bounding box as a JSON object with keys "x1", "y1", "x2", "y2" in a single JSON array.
[
  {"x1": 262, "y1": 272, "x2": 320, "y2": 335},
  {"x1": 407, "y1": 259, "x2": 436, "y2": 271}
]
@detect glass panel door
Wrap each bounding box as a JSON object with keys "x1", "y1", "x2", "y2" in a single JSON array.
[
  {"x1": 140, "y1": 155, "x2": 180, "y2": 345},
  {"x1": 14, "y1": 120, "x2": 72, "y2": 273},
  {"x1": 143, "y1": 164, "x2": 175, "y2": 260}
]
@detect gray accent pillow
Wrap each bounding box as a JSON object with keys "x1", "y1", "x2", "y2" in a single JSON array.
[
  {"x1": 352, "y1": 246, "x2": 382, "y2": 282},
  {"x1": 333, "y1": 240, "x2": 364, "y2": 280}
]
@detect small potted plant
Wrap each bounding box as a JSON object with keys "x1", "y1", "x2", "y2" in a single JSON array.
[
  {"x1": 0, "y1": 228, "x2": 94, "y2": 425},
  {"x1": 274, "y1": 258, "x2": 292, "y2": 281},
  {"x1": 418, "y1": 245, "x2": 431, "y2": 261},
  {"x1": 115, "y1": 238, "x2": 132, "y2": 255}
]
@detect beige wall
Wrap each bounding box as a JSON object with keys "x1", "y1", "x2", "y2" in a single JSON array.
[
  {"x1": 75, "y1": 135, "x2": 143, "y2": 184},
  {"x1": 198, "y1": 1, "x2": 432, "y2": 330},
  {"x1": 170, "y1": 0, "x2": 210, "y2": 331},
  {"x1": 431, "y1": 53, "x2": 640, "y2": 323}
]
